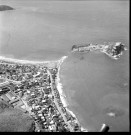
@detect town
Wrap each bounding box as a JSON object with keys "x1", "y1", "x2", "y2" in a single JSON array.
[{"x1": 0, "y1": 58, "x2": 87, "y2": 132}]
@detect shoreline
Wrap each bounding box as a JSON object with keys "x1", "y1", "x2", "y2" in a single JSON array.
[
  {"x1": 0, "y1": 55, "x2": 59, "y2": 64},
  {"x1": 0, "y1": 55, "x2": 69, "y2": 107},
  {"x1": 57, "y1": 56, "x2": 68, "y2": 107},
  {"x1": 56, "y1": 56, "x2": 88, "y2": 132},
  {"x1": 0, "y1": 55, "x2": 88, "y2": 131}
]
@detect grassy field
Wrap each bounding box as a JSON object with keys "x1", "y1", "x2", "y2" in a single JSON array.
[{"x1": 0, "y1": 100, "x2": 34, "y2": 132}]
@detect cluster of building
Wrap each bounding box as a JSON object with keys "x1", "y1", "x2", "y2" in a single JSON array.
[
  {"x1": 0, "y1": 82, "x2": 27, "y2": 113},
  {"x1": 71, "y1": 42, "x2": 127, "y2": 60},
  {"x1": 0, "y1": 60, "x2": 85, "y2": 132}
]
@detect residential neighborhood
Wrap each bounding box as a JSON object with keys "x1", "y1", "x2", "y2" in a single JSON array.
[{"x1": 0, "y1": 59, "x2": 84, "y2": 132}]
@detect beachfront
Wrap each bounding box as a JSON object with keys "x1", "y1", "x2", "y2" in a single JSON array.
[{"x1": 0, "y1": 56, "x2": 88, "y2": 132}]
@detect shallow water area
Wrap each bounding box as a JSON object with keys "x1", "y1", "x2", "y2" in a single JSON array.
[{"x1": 60, "y1": 50, "x2": 129, "y2": 131}]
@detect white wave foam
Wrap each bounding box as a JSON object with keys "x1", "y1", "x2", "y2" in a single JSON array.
[
  {"x1": 0, "y1": 55, "x2": 58, "y2": 64},
  {"x1": 56, "y1": 56, "x2": 68, "y2": 107}
]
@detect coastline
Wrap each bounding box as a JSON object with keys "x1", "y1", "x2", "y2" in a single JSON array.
[
  {"x1": 0, "y1": 55, "x2": 87, "y2": 131},
  {"x1": 0, "y1": 55, "x2": 69, "y2": 107},
  {"x1": 57, "y1": 56, "x2": 88, "y2": 132},
  {"x1": 57, "y1": 56, "x2": 68, "y2": 107},
  {"x1": 0, "y1": 55, "x2": 70, "y2": 108},
  {"x1": 0, "y1": 55, "x2": 58, "y2": 64}
]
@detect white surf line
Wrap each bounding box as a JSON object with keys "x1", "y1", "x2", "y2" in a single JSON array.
[
  {"x1": 47, "y1": 65, "x2": 74, "y2": 131},
  {"x1": 56, "y1": 56, "x2": 68, "y2": 107},
  {"x1": 0, "y1": 55, "x2": 58, "y2": 64},
  {"x1": 56, "y1": 56, "x2": 88, "y2": 132}
]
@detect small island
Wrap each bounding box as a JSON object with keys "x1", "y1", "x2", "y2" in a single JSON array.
[
  {"x1": 71, "y1": 42, "x2": 127, "y2": 60},
  {"x1": 0, "y1": 5, "x2": 14, "y2": 11}
]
